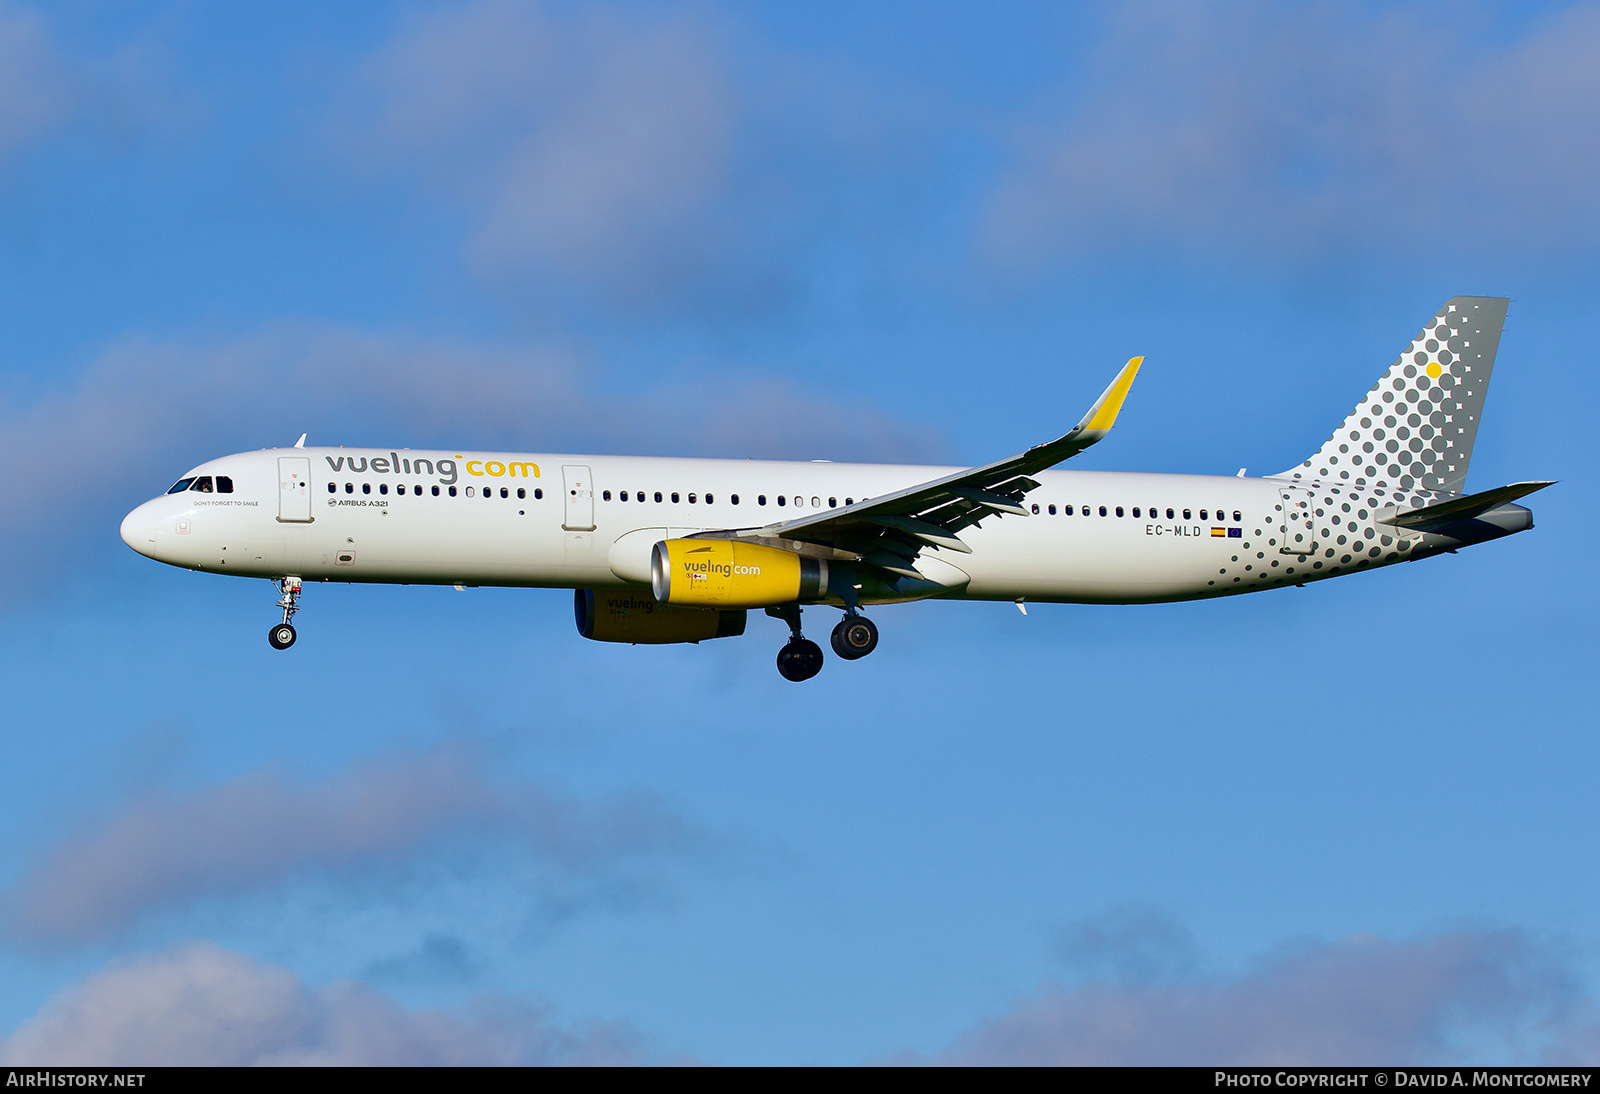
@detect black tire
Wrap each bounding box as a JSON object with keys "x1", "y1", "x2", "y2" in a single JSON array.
[
  {"x1": 268, "y1": 623, "x2": 297, "y2": 650},
  {"x1": 830, "y1": 616, "x2": 878, "y2": 660},
  {"x1": 776, "y1": 637, "x2": 824, "y2": 681}
]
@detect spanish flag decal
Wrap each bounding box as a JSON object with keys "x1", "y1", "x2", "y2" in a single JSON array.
[{"x1": 1211, "y1": 527, "x2": 1226, "y2": 537}]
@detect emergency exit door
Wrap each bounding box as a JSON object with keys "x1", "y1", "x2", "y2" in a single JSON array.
[
  {"x1": 562, "y1": 465, "x2": 595, "y2": 531},
  {"x1": 278, "y1": 457, "x2": 312, "y2": 522}
]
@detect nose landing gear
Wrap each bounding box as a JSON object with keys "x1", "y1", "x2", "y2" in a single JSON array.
[
  {"x1": 830, "y1": 613, "x2": 879, "y2": 660},
  {"x1": 269, "y1": 577, "x2": 302, "y2": 650},
  {"x1": 768, "y1": 603, "x2": 823, "y2": 682}
]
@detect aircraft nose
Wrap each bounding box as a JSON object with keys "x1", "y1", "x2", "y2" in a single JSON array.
[{"x1": 120, "y1": 500, "x2": 163, "y2": 558}]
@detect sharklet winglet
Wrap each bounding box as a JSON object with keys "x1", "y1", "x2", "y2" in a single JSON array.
[{"x1": 1079, "y1": 356, "x2": 1143, "y2": 434}]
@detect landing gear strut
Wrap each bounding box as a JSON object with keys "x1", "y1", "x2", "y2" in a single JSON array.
[
  {"x1": 269, "y1": 577, "x2": 302, "y2": 650},
  {"x1": 768, "y1": 603, "x2": 823, "y2": 682},
  {"x1": 830, "y1": 612, "x2": 879, "y2": 660}
]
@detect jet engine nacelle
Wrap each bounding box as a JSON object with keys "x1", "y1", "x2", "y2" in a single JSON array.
[
  {"x1": 651, "y1": 538, "x2": 827, "y2": 608},
  {"x1": 575, "y1": 589, "x2": 745, "y2": 644}
]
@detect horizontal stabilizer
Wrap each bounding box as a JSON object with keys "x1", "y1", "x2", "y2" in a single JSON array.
[{"x1": 1381, "y1": 481, "x2": 1554, "y2": 529}]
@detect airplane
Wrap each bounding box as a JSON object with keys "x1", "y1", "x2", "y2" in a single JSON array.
[{"x1": 120, "y1": 297, "x2": 1549, "y2": 682}]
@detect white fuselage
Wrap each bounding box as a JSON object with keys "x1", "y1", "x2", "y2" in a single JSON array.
[{"x1": 119, "y1": 446, "x2": 1447, "y2": 605}]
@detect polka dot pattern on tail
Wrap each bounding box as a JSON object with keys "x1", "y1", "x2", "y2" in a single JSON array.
[{"x1": 1288, "y1": 297, "x2": 1508, "y2": 498}]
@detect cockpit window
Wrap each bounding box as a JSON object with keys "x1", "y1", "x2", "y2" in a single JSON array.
[
  {"x1": 167, "y1": 478, "x2": 196, "y2": 494},
  {"x1": 216, "y1": 476, "x2": 233, "y2": 494},
  {"x1": 190, "y1": 476, "x2": 214, "y2": 493}
]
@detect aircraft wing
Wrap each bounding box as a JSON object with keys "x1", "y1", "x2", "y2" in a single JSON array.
[{"x1": 714, "y1": 356, "x2": 1142, "y2": 580}]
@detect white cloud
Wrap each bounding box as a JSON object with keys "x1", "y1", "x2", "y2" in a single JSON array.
[
  {"x1": 980, "y1": 0, "x2": 1600, "y2": 271},
  {"x1": 0, "y1": 3, "x2": 71, "y2": 158},
  {"x1": 931, "y1": 928, "x2": 1588, "y2": 1065},
  {"x1": 0, "y1": 941, "x2": 652, "y2": 1065},
  {"x1": 0, "y1": 4, "x2": 188, "y2": 164},
  {"x1": 1050, "y1": 904, "x2": 1201, "y2": 984},
  {"x1": 2, "y1": 744, "x2": 696, "y2": 945},
  {"x1": 337, "y1": 1, "x2": 938, "y2": 315},
  {"x1": 350, "y1": 0, "x2": 735, "y2": 305}
]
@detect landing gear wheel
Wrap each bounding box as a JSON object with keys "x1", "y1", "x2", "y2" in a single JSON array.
[
  {"x1": 776, "y1": 637, "x2": 824, "y2": 682},
  {"x1": 268, "y1": 623, "x2": 297, "y2": 650},
  {"x1": 830, "y1": 615, "x2": 879, "y2": 660}
]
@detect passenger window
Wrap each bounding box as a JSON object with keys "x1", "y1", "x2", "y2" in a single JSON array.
[
  {"x1": 732, "y1": 494, "x2": 740, "y2": 505},
  {"x1": 166, "y1": 478, "x2": 196, "y2": 494},
  {"x1": 1064, "y1": 505, "x2": 1073, "y2": 515},
  {"x1": 688, "y1": 493, "x2": 697, "y2": 503},
  {"x1": 758, "y1": 495, "x2": 767, "y2": 505},
  {"x1": 778, "y1": 496, "x2": 786, "y2": 506},
  {"x1": 191, "y1": 477, "x2": 213, "y2": 493},
  {"x1": 449, "y1": 486, "x2": 457, "y2": 496},
  {"x1": 706, "y1": 494, "x2": 714, "y2": 504},
  {"x1": 518, "y1": 488, "x2": 525, "y2": 499},
  {"x1": 1048, "y1": 504, "x2": 1056, "y2": 515},
  {"x1": 534, "y1": 489, "x2": 543, "y2": 499},
  {"x1": 379, "y1": 483, "x2": 388, "y2": 495},
  {"x1": 1031, "y1": 503, "x2": 1040, "y2": 514},
  {"x1": 828, "y1": 497, "x2": 836, "y2": 508},
  {"x1": 654, "y1": 492, "x2": 663, "y2": 503},
  {"x1": 1098, "y1": 506, "x2": 1107, "y2": 516},
  {"x1": 792, "y1": 496, "x2": 801, "y2": 507},
  {"x1": 363, "y1": 483, "x2": 372, "y2": 495},
  {"x1": 846, "y1": 498, "x2": 854, "y2": 505},
  {"x1": 811, "y1": 497, "x2": 820, "y2": 508},
  {"x1": 216, "y1": 476, "x2": 233, "y2": 494},
  {"x1": 496, "y1": 487, "x2": 504, "y2": 498},
  {"x1": 1167, "y1": 508, "x2": 1174, "y2": 519},
  {"x1": 603, "y1": 490, "x2": 611, "y2": 501},
  {"x1": 327, "y1": 483, "x2": 336, "y2": 494},
  {"x1": 1132, "y1": 507, "x2": 1140, "y2": 517},
  {"x1": 432, "y1": 485, "x2": 440, "y2": 496},
  {"x1": 1233, "y1": 510, "x2": 1242, "y2": 522},
  {"x1": 1183, "y1": 509, "x2": 1191, "y2": 520},
  {"x1": 672, "y1": 492, "x2": 680, "y2": 503},
  {"x1": 346, "y1": 483, "x2": 354, "y2": 494},
  {"x1": 1200, "y1": 509, "x2": 1207, "y2": 520},
  {"x1": 466, "y1": 486, "x2": 474, "y2": 497},
  {"x1": 1116, "y1": 507, "x2": 1124, "y2": 517},
  {"x1": 397, "y1": 484, "x2": 406, "y2": 495}
]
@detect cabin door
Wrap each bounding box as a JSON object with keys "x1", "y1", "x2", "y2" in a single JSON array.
[
  {"x1": 563, "y1": 465, "x2": 596, "y2": 531},
  {"x1": 278, "y1": 457, "x2": 313, "y2": 522}
]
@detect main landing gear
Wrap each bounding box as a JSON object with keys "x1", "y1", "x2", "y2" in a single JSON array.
[
  {"x1": 768, "y1": 603, "x2": 823, "y2": 682},
  {"x1": 269, "y1": 577, "x2": 302, "y2": 650},
  {"x1": 830, "y1": 613, "x2": 879, "y2": 660},
  {"x1": 768, "y1": 604, "x2": 881, "y2": 681}
]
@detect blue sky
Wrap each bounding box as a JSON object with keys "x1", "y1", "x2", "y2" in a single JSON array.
[{"x1": 0, "y1": 0, "x2": 1597, "y2": 1065}]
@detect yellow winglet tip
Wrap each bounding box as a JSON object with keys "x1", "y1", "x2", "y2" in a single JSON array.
[{"x1": 1083, "y1": 356, "x2": 1143, "y2": 431}]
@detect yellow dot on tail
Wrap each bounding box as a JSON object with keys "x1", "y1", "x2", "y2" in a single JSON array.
[{"x1": 1426, "y1": 362, "x2": 1442, "y2": 378}]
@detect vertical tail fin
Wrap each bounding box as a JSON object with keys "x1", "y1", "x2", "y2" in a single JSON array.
[{"x1": 1285, "y1": 297, "x2": 1509, "y2": 496}]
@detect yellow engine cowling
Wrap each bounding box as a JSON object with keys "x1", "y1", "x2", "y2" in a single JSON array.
[
  {"x1": 651, "y1": 539, "x2": 827, "y2": 608},
  {"x1": 575, "y1": 590, "x2": 745, "y2": 644}
]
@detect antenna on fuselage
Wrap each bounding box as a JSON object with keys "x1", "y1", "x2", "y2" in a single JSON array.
[{"x1": 294, "y1": 433, "x2": 306, "y2": 448}]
